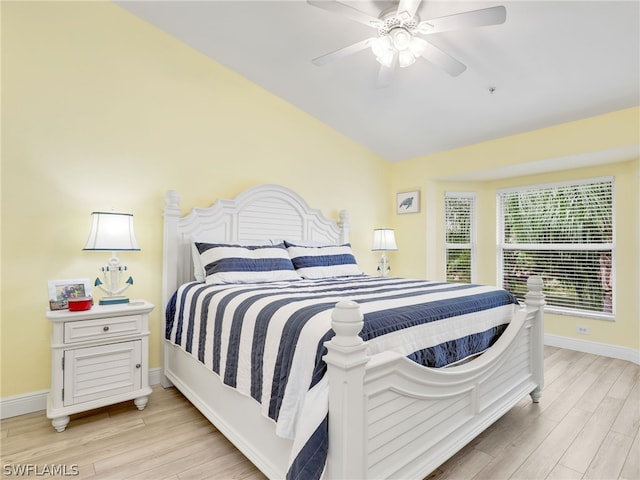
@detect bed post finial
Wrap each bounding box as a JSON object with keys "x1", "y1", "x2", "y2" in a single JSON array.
[
  {"x1": 324, "y1": 300, "x2": 367, "y2": 479},
  {"x1": 526, "y1": 275, "x2": 543, "y2": 296},
  {"x1": 338, "y1": 210, "x2": 350, "y2": 244},
  {"x1": 525, "y1": 275, "x2": 545, "y2": 403},
  {"x1": 165, "y1": 190, "x2": 180, "y2": 209},
  {"x1": 330, "y1": 300, "x2": 363, "y2": 347}
]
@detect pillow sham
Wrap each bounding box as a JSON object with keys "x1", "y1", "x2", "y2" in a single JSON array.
[
  {"x1": 190, "y1": 237, "x2": 274, "y2": 282},
  {"x1": 196, "y1": 242, "x2": 301, "y2": 284},
  {"x1": 285, "y1": 241, "x2": 362, "y2": 279}
]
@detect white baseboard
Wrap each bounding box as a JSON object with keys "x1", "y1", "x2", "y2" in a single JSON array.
[
  {"x1": 148, "y1": 367, "x2": 163, "y2": 386},
  {"x1": 0, "y1": 368, "x2": 164, "y2": 420},
  {"x1": 544, "y1": 334, "x2": 640, "y2": 365},
  {"x1": 0, "y1": 389, "x2": 50, "y2": 421}
]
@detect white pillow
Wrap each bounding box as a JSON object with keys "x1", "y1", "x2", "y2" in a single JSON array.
[
  {"x1": 285, "y1": 242, "x2": 362, "y2": 279},
  {"x1": 190, "y1": 237, "x2": 274, "y2": 282},
  {"x1": 197, "y1": 242, "x2": 301, "y2": 284}
]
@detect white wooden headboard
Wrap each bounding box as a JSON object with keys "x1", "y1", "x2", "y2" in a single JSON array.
[{"x1": 162, "y1": 184, "x2": 350, "y2": 308}]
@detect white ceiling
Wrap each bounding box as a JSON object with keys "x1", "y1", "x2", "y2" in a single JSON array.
[{"x1": 116, "y1": 0, "x2": 640, "y2": 163}]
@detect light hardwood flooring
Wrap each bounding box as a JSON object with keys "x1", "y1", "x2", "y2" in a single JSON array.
[{"x1": 1, "y1": 347, "x2": 638, "y2": 479}]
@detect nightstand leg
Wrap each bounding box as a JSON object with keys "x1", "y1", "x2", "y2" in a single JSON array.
[
  {"x1": 530, "y1": 386, "x2": 542, "y2": 403},
  {"x1": 134, "y1": 395, "x2": 148, "y2": 411},
  {"x1": 51, "y1": 415, "x2": 70, "y2": 432}
]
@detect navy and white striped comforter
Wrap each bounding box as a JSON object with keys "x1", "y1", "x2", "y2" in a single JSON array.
[{"x1": 165, "y1": 276, "x2": 519, "y2": 479}]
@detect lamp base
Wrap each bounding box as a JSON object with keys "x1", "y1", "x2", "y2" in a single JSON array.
[
  {"x1": 99, "y1": 296, "x2": 130, "y2": 306},
  {"x1": 377, "y1": 253, "x2": 391, "y2": 277}
]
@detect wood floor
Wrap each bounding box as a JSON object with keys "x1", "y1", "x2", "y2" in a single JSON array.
[{"x1": 1, "y1": 347, "x2": 638, "y2": 479}]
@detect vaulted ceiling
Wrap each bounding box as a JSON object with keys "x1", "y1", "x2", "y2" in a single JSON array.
[{"x1": 116, "y1": 1, "x2": 640, "y2": 163}]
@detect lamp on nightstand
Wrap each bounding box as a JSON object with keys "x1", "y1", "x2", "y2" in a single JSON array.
[
  {"x1": 83, "y1": 211, "x2": 140, "y2": 305},
  {"x1": 372, "y1": 228, "x2": 398, "y2": 277}
]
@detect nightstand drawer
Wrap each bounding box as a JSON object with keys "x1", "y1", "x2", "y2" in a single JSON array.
[{"x1": 64, "y1": 315, "x2": 143, "y2": 343}]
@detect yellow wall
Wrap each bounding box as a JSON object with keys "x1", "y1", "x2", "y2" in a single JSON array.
[
  {"x1": 391, "y1": 109, "x2": 640, "y2": 351},
  {"x1": 1, "y1": 2, "x2": 390, "y2": 397},
  {"x1": 2, "y1": 2, "x2": 638, "y2": 401}
]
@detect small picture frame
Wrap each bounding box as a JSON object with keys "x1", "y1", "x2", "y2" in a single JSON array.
[
  {"x1": 48, "y1": 278, "x2": 92, "y2": 310},
  {"x1": 397, "y1": 190, "x2": 420, "y2": 214}
]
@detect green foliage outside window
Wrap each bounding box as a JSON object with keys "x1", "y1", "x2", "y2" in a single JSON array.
[
  {"x1": 500, "y1": 180, "x2": 613, "y2": 315},
  {"x1": 445, "y1": 194, "x2": 474, "y2": 284},
  {"x1": 446, "y1": 249, "x2": 471, "y2": 283}
]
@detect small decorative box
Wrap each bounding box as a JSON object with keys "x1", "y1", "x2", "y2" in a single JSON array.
[{"x1": 68, "y1": 297, "x2": 93, "y2": 311}]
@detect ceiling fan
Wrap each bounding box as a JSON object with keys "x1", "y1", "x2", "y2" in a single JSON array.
[{"x1": 308, "y1": 0, "x2": 506, "y2": 87}]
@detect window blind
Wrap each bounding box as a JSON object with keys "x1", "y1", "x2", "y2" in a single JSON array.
[
  {"x1": 498, "y1": 178, "x2": 614, "y2": 317},
  {"x1": 445, "y1": 193, "x2": 475, "y2": 283}
]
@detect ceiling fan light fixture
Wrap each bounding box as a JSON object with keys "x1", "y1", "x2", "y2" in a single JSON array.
[
  {"x1": 390, "y1": 28, "x2": 412, "y2": 50},
  {"x1": 398, "y1": 49, "x2": 416, "y2": 68},
  {"x1": 377, "y1": 50, "x2": 396, "y2": 68},
  {"x1": 409, "y1": 36, "x2": 427, "y2": 57},
  {"x1": 371, "y1": 36, "x2": 392, "y2": 58},
  {"x1": 373, "y1": 27, "x2": 423, "y2": 68}
]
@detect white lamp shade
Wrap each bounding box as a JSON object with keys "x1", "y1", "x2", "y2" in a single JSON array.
[
  {"x1": 83, "y1": 212, "x2": 140, "y2": 251},
  {"x1": 372, "y1": 228, "x2": 398, "y2": 251},
  {"x1": 409, "y1": 36, "x2": 427, "y2": 57},
  {"x1": 398, "y1": 49, "x2": 416, "y2": 68}
]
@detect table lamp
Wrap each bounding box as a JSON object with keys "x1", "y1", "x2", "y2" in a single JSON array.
[
  {"x1": 372, "y1": 228, "x2": 398, "y2": 277},
  {"x1": 83, "y1": 211, "x2": 140, "y2": 305}
]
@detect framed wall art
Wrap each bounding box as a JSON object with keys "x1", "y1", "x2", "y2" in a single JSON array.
[
  {"x1": 48, "y1": 278, "x2": 92, "y2": 310},
  {"x1": 396, "y1": 190, "x2": 420, "y2": 214}
]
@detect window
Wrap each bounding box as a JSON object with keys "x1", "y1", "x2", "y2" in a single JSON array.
[
  {"x1": 498, "y1": 178, "x2": 614, "y2": 318},
  {"x1": 445, "y1": 192, "x2": 476, "y2": 283}
]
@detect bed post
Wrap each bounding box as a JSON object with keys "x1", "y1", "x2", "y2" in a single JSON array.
[
  {"x1": 161, "y1": 190, "x2": 181, "y2": 389},
  {"x1": 324, "y1": 300, "x2": 368, "y2": 479},
  {"x1": 525, "y1": 275, "x2": 545, "y2": 403},
  {"x1": 338, "y1": 210, "x2": 350, "y2": 244}
]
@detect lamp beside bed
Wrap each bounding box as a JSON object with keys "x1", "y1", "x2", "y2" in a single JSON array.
[
  {"x1": 83, "y1": 211, "x2": 140, "y2": 305},
  {"x1": 372, "y1": 228, "x2": 398, "y2": 276}
]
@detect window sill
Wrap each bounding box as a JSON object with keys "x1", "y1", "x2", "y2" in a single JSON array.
[{"x1": 544, "y1": 306, "x2": 614, "y2": 322}]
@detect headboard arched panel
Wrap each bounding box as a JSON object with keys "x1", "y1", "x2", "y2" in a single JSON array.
[{"x1": 162, "y1": 184, "x2": 349, "y2": 309}]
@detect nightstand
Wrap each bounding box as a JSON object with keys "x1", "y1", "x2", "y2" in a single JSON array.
[{"x1": 46, "y1": 300, "x2": 154, "y2": 432}]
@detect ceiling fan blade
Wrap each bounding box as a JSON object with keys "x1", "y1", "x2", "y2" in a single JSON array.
[
  {"x1": 418, "y1": 6, "x2": 506, "y2": 35},
  {"x1": 376, "y1": 55, "x2": 398, "y2": 88},
  {"x1": 312, "y1": 38, "x2": 374, "y2": 66},
  {"x1": 419, "y1": 42, "x2": 467, "y2": 76},
  {"x1": 307, "y1": 0, "x2": 383, "y2": 28},
  {"x1": 396, "y1": 0, "x2": 421, "y2": 22}
]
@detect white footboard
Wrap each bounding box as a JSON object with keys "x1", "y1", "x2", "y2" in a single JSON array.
[{"x1": 324, "y1": 276, "x2": 545, "y2": 479}]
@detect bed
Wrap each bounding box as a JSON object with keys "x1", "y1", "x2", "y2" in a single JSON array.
[{"x1": 161, "y1": 183, "x2": 545, "y2": 480}]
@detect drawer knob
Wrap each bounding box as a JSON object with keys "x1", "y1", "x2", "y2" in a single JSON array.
[
  {"x1": 103, "y1": 326, "x2": 110, "y2": 332},
  {"x1": 136, "y1": 364, "x2": 141, "y2": 369}
]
